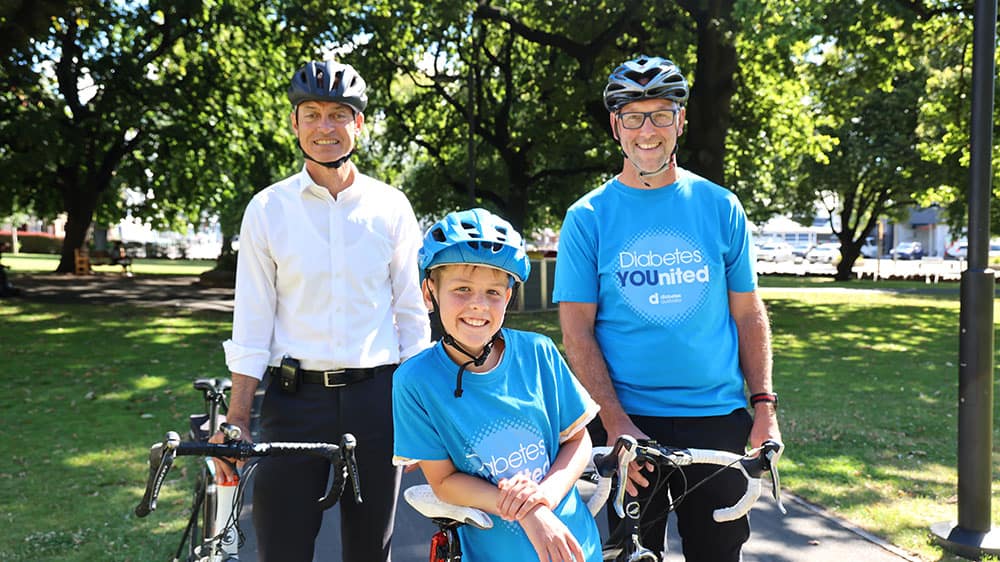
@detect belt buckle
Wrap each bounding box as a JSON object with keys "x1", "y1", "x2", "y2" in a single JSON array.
[{"x1": 322, "y1": 369, "x2": 347, "y2": 388}]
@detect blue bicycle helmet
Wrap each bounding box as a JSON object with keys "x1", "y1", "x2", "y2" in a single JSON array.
[{"x1": 419, "y1": 208, "x2": 530, "y2": 286}]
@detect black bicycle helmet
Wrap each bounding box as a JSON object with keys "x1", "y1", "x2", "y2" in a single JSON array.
[
  {"x1": 603, "y1": 55, "x2": 689, "y2": 112},
  {"x1": 288, "y1": 60, "x2": 368, "y2": 113}
]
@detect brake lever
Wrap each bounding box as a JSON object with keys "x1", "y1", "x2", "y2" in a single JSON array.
[
  {"x1": 342, "y1": 433, "x2": 363, "y2": 504},
  {"x1": 134, "y1": 431, "x2": 181, "y2": 517},
  {"x1": 762, "y1": 440, "x2": 786, "y2": 514},
  {"x1": 613, "y1": 435, "x2": 638, "y2": 519}
]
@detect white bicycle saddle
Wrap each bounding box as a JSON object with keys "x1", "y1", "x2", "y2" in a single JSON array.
[{"x1": 403, "y1": 484, "x2": 494, "y2": 530}]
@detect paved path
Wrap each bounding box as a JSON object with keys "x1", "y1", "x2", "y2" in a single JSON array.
[
  {"x1": 231, "y1": 468, "x2": 920, "y2": 562},
  {"x1": 8, "y1": 272, "x2": 926, "y2": 561}
]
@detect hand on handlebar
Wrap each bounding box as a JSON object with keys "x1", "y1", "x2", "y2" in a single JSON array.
[
  {"x1": 603, "y1": 421, "x2": 654, "y2": 497},
  {"x1": 209, "y1": 421, "x2": 250, "y2": 484}
]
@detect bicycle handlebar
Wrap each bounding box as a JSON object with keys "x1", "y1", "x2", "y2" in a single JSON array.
[
  {"x1": 134, "y1": 431, "x2": 362, "y2": 518},
  {"x1": 588, "y1": 436, "x2": 785, "y2": 522}
]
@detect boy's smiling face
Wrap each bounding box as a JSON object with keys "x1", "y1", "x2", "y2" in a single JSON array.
[{"x1": 425, "y1": 264, "x2": 513, "y2": 362}]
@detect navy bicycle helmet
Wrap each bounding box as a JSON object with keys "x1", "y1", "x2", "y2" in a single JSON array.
[
  {"x1": 419, "y1": 208, "x2": 530, "y2": 286},
  {"x1": 604, "y1": 55, "x2": 689, "y2": 112},
  {"x1": 288, "y1": 60, "x2": 368, "y2": 113}
]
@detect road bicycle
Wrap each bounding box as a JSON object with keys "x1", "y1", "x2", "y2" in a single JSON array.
[
  {"x1": 404, "y1": 435, "x2": 784, "y2": 562},
  {"x1": 134, "y1": 377, "x2": 363, "y2": 562}
]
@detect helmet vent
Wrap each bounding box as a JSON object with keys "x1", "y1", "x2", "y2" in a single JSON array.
[
  {"x1": 431, "y1": 227, "x2": 447, "y2": 242},
  {"x1": 633, "y1": 69, "x2": 660, "y2": 84},
  {"x1": 460, "y1": 221, "x2": 482, "y2": 238}
]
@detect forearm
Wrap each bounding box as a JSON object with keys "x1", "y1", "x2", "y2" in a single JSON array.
[
  {"x1": 225, "y1": 373, "x2": 260, "y2": 431},
  {"x1": 538, "y1": 430, "x2": 591, "y2": 509},
  {"x1": 737, "y1": 305, "x2": 773, "y2": 395},
  {"x1": 566, "y1": 337, "x2": 638, "y2": 440},
  {"x1": 730, "y1": 291, "x2": 781, "y2": 445},
  {"x1": 560, "y1": 304, "x2": 631, "y2": 435},
  {"x1": 425, "y1": 466, "x2": 508, "y2": 515}
]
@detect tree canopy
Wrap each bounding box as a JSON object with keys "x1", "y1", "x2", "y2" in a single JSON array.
[
  {"x1": 1, "y1": 0, "x2": 995, "y2": 275},
  {"x1": 0, "y1": 0, "x2": 307, "y2": 271}
]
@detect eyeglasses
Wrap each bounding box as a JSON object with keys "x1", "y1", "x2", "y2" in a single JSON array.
[
  {"x1": 617, "y1": 109, "x2": 680, "y2": 129},
  {"x1": 298, "y1": 107, "x2": 356, "y2": 125}
]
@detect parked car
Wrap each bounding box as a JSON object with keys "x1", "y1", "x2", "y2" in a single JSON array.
[
  {"x1": 805, "y1": 242, "x2": 841, "y2": 264},
  {"x1": 756, "y1": 241, "x2": 794, "y2": 262},
  {"x1": 860, "y1": 237, "x2": 879, "y2": 258},
  {"x1": 947, "y1": 241, "x2": 1000, "y2": 259},
  {"x1": 890, "y1": 241, "x2": 924, "y2": 260},
  {"x1": 790, "y1": 241, "x2": 815, "y2": 261},
  {"x1": 945, "y1": 242, "x2": 966, "y2": 259}
]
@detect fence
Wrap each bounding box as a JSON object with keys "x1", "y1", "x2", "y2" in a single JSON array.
[{"x1": 512, "y1": 258, "x2": 557, "y2": 312}]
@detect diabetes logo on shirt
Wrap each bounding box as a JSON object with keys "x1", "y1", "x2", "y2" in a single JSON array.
[
  {"x1": 615, "y1": 232, "x2": 710, "y2": 325},
  {"x1": 477, "y1": 426, "x2": 550, "y2": 483}
]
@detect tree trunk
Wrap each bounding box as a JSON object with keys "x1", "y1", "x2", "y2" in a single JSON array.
[
  {"x1": 56, "y1": 185, "x2": 99, "y2": 274},
  {"x1": 835, "y1": 251, "x2": 859, "y2": 281},
  {"x1": 678, "y1": 0, "x2": 737, "y2": 185}
]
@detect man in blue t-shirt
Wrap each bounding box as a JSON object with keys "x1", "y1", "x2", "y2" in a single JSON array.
[
  {"x1": 394, "y1": 208, "x2": 602, "y2": 562},
  {"x1": 553, "y1": 56, "x2": 783, "y2": 562}
]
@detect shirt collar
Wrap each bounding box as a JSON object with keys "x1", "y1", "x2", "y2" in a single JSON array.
[{"x1": 295, "y1": 164, "x2": 367, "y2": 201}]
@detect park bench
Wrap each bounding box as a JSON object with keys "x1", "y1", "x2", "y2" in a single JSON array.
[{"x1": 74, "y1": 248, "x2": 134, "y2": 276}]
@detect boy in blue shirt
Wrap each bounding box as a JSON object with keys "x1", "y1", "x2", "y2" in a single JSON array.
[{"x1": 393, "y1": 208, "x2": 602, "y2": 562}]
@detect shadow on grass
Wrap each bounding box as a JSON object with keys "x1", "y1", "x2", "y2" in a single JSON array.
[{"x1": 0, "y1": 301, "x2": 232, "y2": 561}]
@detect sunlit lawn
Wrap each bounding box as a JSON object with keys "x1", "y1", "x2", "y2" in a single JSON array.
[
  {"x1": 3, "y1": 252, "x2": 215, "y2": 276},
  {"x1": 0, "y1": 282, "x2": 998, "y2": 561}
]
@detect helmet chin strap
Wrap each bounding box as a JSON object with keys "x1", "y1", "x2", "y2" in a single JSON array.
[
  {"x1": 427, "y1": 288, "x2": 500, "y2": 398},
  {"x1": 298, "y1": 139, "x2": 353, "y2": 169},
  {"x1": 622, "y1": 148, "x2": 675, "y2": 188}
]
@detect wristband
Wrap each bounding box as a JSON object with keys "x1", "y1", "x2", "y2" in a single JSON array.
[{"x1": 749, "y1": 392, "x2": 778, "y2": 409}]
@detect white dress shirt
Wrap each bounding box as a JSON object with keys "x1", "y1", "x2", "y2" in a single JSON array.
[{"x1": 223, "y1": 166, "x2": 431, "y2": 379}]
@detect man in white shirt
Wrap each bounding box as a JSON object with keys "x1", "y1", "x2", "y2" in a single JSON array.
[{"x1": 218, "y1": 60, "x2": 431, "y2": 562}]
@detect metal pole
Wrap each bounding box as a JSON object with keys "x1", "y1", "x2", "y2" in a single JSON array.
[{"x1": 930, "y1": 0, "x2": 999, "y2": 556}]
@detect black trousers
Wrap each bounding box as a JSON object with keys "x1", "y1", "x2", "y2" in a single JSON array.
[
  {"x1": 253, "y1": 365, "x2": 400, "y2": 562},
  {"x1": 589, "y1": 409, "x2": 754, "y2": 562}
]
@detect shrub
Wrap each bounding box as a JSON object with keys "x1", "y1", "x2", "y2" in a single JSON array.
[{"x1": 0, "y1": 231, "x2": 63, "y2": 254}]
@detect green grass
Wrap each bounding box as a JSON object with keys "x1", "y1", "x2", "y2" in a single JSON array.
[
  {"x1": 3, "y1": 252, "x2": 215, "y2": 276},
  {"x1": 1, "y1": 282, "x2": 998, "y2": 561},
  {"x1": 0, "y1": 303, "x2": 233, "y2": 561}
]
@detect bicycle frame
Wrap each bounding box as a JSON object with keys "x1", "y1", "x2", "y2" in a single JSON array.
[
  {"x1": 136, "y1": 377, "x2": 363, "y2": 562},
  {"x1": 186, "y1": 378, "x2": 237, "y2": 561}
]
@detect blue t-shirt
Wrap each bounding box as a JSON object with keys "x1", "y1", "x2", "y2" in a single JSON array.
[
  {"x1": 552, "y1": 170, "x2": 757, "y2": 417},
  {"x1": 393, "y1": 328, "x2": 601, "y2": 562}
]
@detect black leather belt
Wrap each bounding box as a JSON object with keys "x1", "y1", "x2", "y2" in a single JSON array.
[{"x1": 266, "y1": 365, "x2": 391, "y2": 388}]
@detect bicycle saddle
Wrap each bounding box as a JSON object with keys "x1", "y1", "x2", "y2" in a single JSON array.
[{"x1": 404, "y1": 485, "x2": 494, "y2": 530}]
